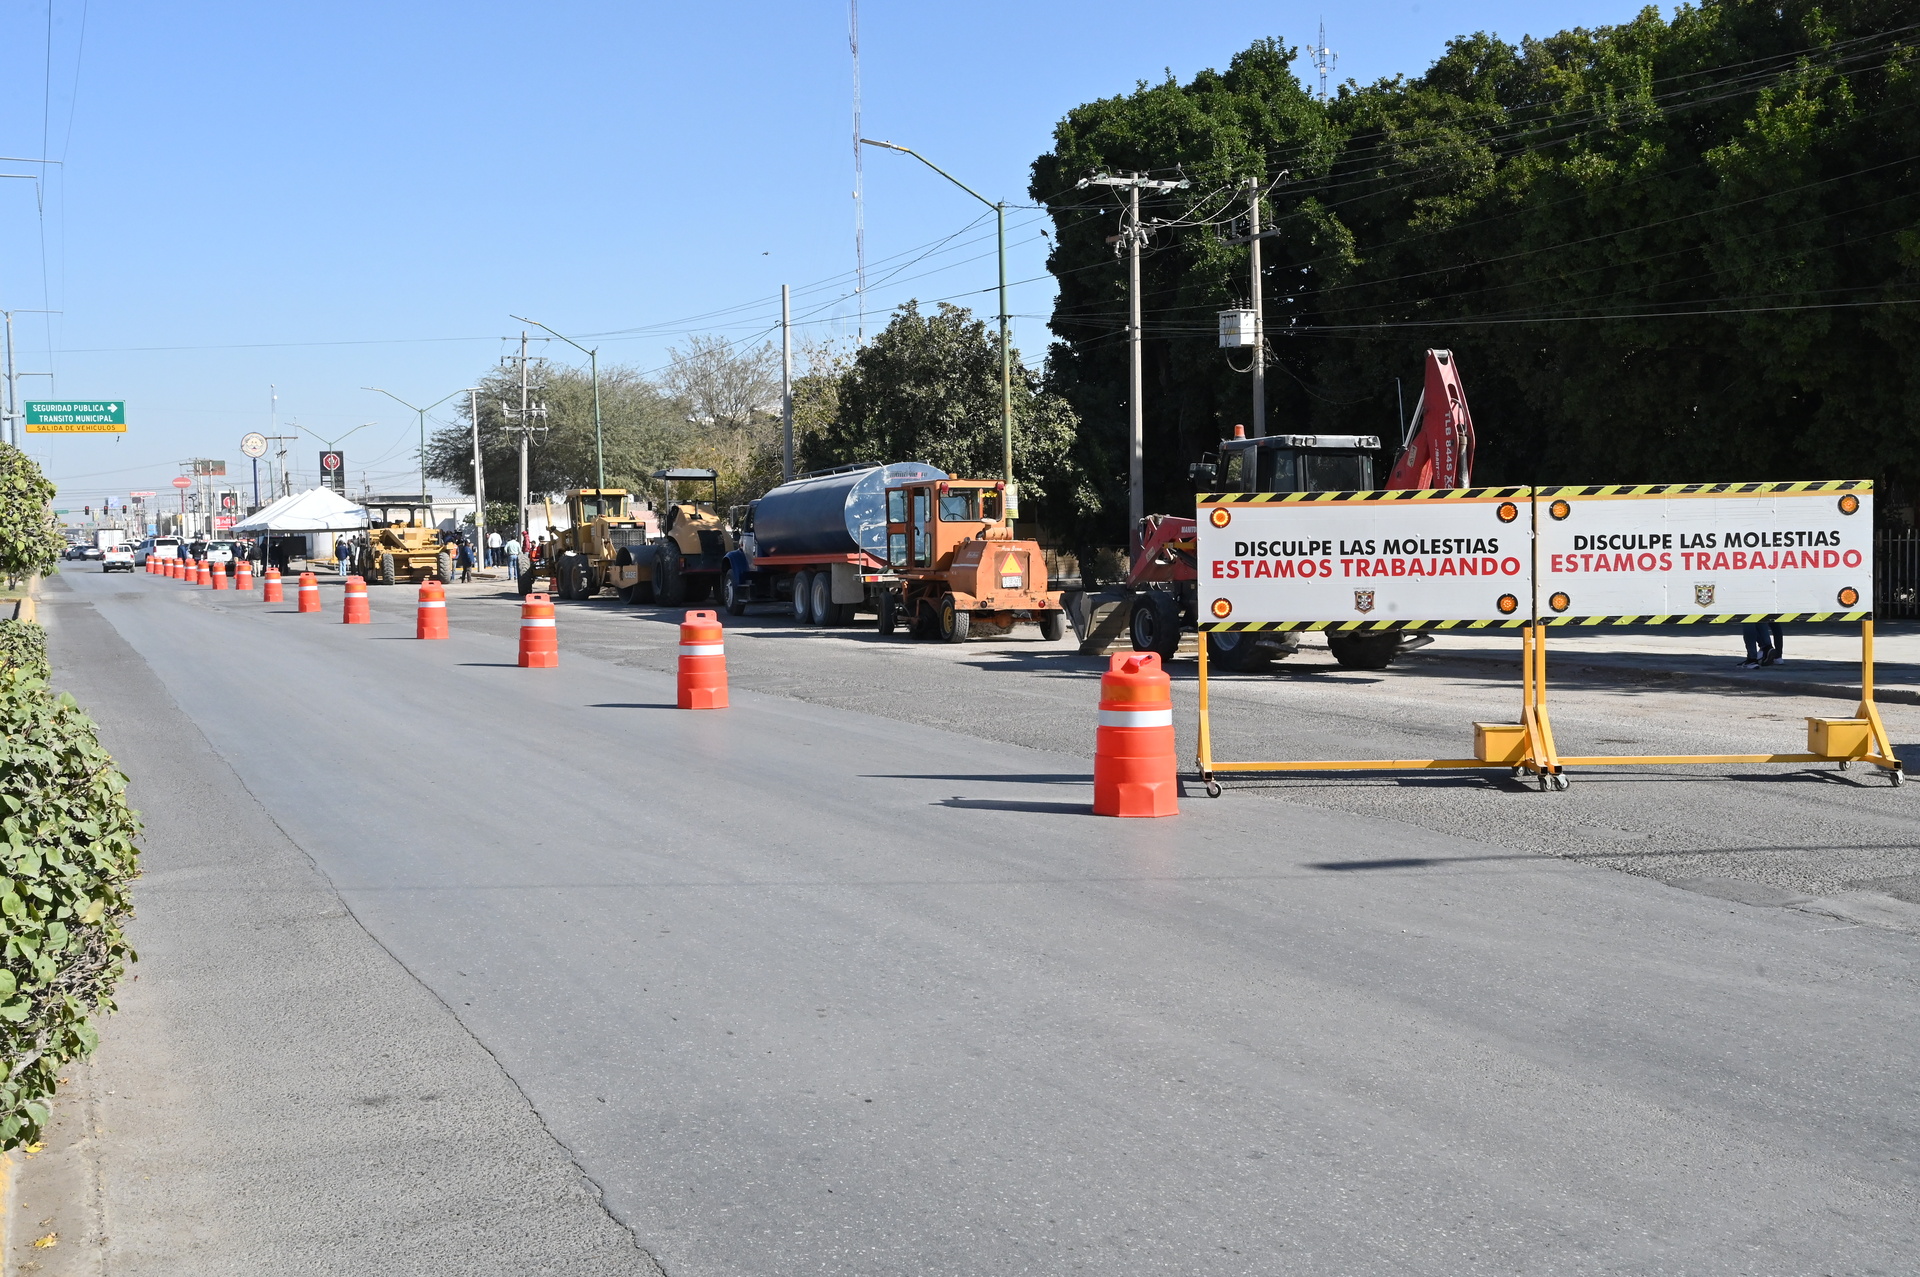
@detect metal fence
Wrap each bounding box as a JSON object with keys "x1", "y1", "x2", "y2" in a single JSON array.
[{"x1": 1877, "y1": 530, "x2": 1920, "y2": 618}]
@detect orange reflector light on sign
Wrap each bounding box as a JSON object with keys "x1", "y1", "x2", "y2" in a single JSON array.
[
  {"x1": 1497, "y1": 501, "x2": 1519, "y2": 523},
  {"x1": 1497, "y1": 593, "x2": 1520, "y2": 615},
  {"x1": 1839, "y1": 586, "x2": 1860, "y2": 607},
  {"x1": 1209, "y1": 507, "x2": 1231, "y2": 528},
  {"x1": 1839, "y1": 493, "x2": 1860, "y2": 515},
  {"x1": 1549, "y1": 591, "x2": 1571, "y2": 612},
  {"x1": 1211, "y1": 597, "x2": 1233, "y2": 619},
  {"x1": 1549, "y1": 499, "x2": 1571, "y2": 520}
]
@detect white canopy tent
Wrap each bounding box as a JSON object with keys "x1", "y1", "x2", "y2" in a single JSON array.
[{"x1": 231, "y1": 488, "x2": 368, "y2": 534}]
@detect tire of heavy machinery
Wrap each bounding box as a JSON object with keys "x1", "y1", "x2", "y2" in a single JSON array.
[
  {"x1": 553, "y1": 555, "x2": 575, "y2": 600},
  {"x1": 617, "y1": 585, "x2": 635, "y2": 605},
  {"x1": 1037, "y1": 609, "x2": 1065, "y2": 642},
  {"x1": 1207, "y1": 630, "x2": 1274, "y2": 672},
  {"x1": 937, "y1": 594, "x2": 971, "y2": 644},
  {"x1": 654, "y1": 545, "x2": 685, "y2": 606},
  {"x1": 1128, "y1": 590, "x2": 1181, "y2": 660},
  {"x1": 684, "y1": 576, "x2": 711, "y2": 604},
  {"x1": 574, "y1": 561, "x2": 596, "y2": 600},
  {"x1": 1327, "y1": 632, "x2": 1400, "y2": 670},
  {"x1": 436, "y1": 550, "x2": 453, "y2": 583},
  {"x1": 379, "y1": 552, "x2": 396, "y2": 586},
  {"x1": 721, "y1": 571, "x2": 748, "y2": 616},
  {"x1": 791, "y1": 570, "x2": 812, "y2": 623},
  {"x1": 810, "y1": 572, "x2": 835, "y2": 627},
  {"x1": 517, "y1": 570, "x2": 537, "y2": 597},
  {"x1": 877, "y1": 589, "x2": 898, "y2": 635},
  {"x1": 629, "y1": 573, "x2": 654, "y2": 605}
]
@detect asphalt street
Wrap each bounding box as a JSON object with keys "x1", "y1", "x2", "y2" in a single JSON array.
[{"x1": 33, "y1": 570, "x2": 1920, "y2": 1274}]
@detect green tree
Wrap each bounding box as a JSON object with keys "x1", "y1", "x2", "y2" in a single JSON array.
[
  {"x1": 0, "y1": 445, "x2": 64, "y2": 583},
  {"x1": 801, "y1": 301, "x2": 1095, "y2": 543}
]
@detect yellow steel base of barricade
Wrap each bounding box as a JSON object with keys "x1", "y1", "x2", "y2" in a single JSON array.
[{"x1": 1194, "y1": 619, "x2": 1904, "y2": 796}]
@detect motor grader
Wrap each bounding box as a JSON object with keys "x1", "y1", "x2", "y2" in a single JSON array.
[
  {"x1": 520, "y1": 469, "x2": 736, "y2": 606},
  {"x1": 353, "y1": 496, "x2": 451, "y2": 585}
]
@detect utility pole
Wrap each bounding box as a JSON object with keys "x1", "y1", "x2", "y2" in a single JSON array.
[
  {"x1": 781, "y1": 284, "x2": 794, "y2": 481},
  {"x1": 850, "y1": 0, "x2": 865, "y2": 343},
  {"x1": 498, "y1": 332, "x2": 548, "y2": 539},
  {"x1": 468, "y1": 387, "x2": 486, "y2": 565},
  {"x1": 1248, "y1": 179, "x2": 1265, "y2": 438},
  {"x1": 1079, "y1": 171, "x2": 1189, "y2": 561},
  {"x1": 511, "y1": 316, "x2": 602, "y2": 492},
  {"x1": 3, "y1": 310, "x2": 16, "y2": 448}
]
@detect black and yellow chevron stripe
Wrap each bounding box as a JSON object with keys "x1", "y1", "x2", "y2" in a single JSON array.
[
  {"x1": 1204, "y1": 617, "x2": 1530, "y2": 633},
  {"x1": 1542, "y1": 610, "x2": 1872, "y2": 626},
  {"x1": 1535, "y1": 479, "x2": 1871, "y2": 499},
  {"x1": 1197, "y1": 485, "x2": 1528, "y2": 505}
]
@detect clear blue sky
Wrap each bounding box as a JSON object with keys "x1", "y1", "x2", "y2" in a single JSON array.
[{"x1": 1, "y1": 0, "x2": 1645, "y2": 507}]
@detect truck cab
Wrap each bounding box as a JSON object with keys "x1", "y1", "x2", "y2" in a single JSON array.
[
  {"x1": 1202, "y1": 432, "x2": 1381, "y2": 494},
  {"x1": 881, "y1": 477, "x2": 1062, "y2": 642}
]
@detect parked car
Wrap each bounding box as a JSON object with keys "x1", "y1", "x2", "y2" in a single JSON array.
[
  {"x1": 186, "y1": 540, "x2": 236, "y2": 564},
  {"x1": 101, "y1": 544, "x2": 135, "y2": 572},
  {"x1": 136, "y1": 536, "x2": 182, "y2": 565}
]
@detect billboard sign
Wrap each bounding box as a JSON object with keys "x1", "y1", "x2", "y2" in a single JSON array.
[
  {"x1": 1197, "y1": 488, "x2": 1532, "y2": 631},
  {"x1": 1536, "y1": 482, "x2": 1872, "y2": 623},
  {"x1": 320, "y1": 451, "x2": 345, "y2": 493}
]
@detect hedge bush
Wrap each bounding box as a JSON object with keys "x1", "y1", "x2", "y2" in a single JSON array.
[
  {"x1": 0, "y1": 444, "x2": 62, "y2": 582},
  {"x1": 0, "y1": 668, "x2": 141, "y2": 1150},
  {"x1": 0, "y1": 619, "x2": 48, "y2": 680}
]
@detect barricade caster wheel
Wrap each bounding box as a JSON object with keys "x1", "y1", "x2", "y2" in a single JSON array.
[
  {"x1": 1551, "y1": 773, "x2": 1571, "y2": 791},
  {"x1": 1892, "y1": 768, "x2": 1905, "y2": 788},
  {"x1": 1510, "y1": 767, "x2": 1525, "y2": 781},
  {"x1": 1838, "y1": 760, "x2": 1851, "y2": 771},
  {"x1": 1204, "y1": 779, "x2": 1222, "y2": 798}
]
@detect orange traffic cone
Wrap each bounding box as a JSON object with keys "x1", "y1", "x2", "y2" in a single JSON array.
[
  {"x1": 342, "y1": 575, "x2": 370, "y2": 624},
  {"x1": 236, "y1": 560, "x2": 253, "y2": 590},
  {"x1": 263, "y1": 567, "x2": 283, "y2": 602},
  {"x1": 416, "y1": 580, "x2": 448, "y2": 639},
  {"x1": 296, "y1": 572, "x2": 321, "y2": 612},
  {"x1": 518, "y1": 594, "x2": 558, "y2": 667},
  {"x1": 677, "y1": 610, "x2": 729, "y2": 709},
  {"x1": 1092, "y1": 650, "x2": 1179, "y2": 817}
]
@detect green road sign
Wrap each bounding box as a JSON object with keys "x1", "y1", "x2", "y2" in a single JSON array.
[{"x1": 25, "y1": 401, "x2": 126, "y2": 432}]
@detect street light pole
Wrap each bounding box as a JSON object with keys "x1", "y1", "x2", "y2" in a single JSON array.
[
  {"x1": 467, "y1": 387, "x2": 485, "y2": 566},
  {"x1": 364, "y1": 386, "x2": 465, "y2": 514},
  {"x1": 860, "y1": 138, "x2": 1015, "y2": 515},
  {"x1": 512, "y1": 316, "x2": 602, "y2": 492}
]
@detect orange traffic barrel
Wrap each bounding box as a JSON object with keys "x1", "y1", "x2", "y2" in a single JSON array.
[
  {"x1": 163, "y1": 558, "x2": 175, "y2": 579},
  {"x1": 677, "y1": 610, "x2": 729, "y2": 709},
  {"x1": 174, "y1": 558, "x2": 187, "y2": 581},
  {"x1": 236, "y1": 560, "x2": 253, "y2": 590},
  {"x1": 263, "y1": 567, "x2": 284, "y2": 603},
  {"x1": 342, "y1": 575, "x2": 371, "y2": 624},
  {"x1": 197, "y1": 559, "x2": 212, "y2": 587},
  {"x1": 518, "y1": 593, "x2": 558, "y2": 667},
  {"x1": 210, "y1": 560, "x2": 228, "y2": 590},
  {"x1": 1092, "y1": 650, "x2": 1179, "y2": 817},
  {"x1": 416, "y1": 579, "x2": 448, "y2": 639},
  {"x1": 296, "y1": 572, "x2": 321, "y2": 612}
]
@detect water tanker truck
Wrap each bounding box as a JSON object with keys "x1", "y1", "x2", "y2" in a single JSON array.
[{"x1": 723, "y1": 463, "x2": 1066, "y2": 641}]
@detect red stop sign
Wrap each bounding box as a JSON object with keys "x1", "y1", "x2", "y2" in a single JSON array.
[{"x1": 172, "y1": 476, "x2": 192, "y2": 489}]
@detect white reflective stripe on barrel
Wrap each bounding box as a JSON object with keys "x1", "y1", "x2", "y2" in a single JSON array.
[
  {"x1": 521, "y1": 617, "x2": 556, "y2": 627},
  {"x1": 678, "y1": 643, "x2": 724, "y2": 656},
  {"x1": 1097, "y1": 708, "x2": 1173, "y2": 728},
  {"x1": 344, "y1": 592, "x2": 368, "y2": 599},
  {"x1": 417, "y1": 600, "x2": 446, "y2": 608}
]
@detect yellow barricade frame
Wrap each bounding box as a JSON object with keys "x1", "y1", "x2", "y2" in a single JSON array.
[{"x1": 1193, "y1": 482, "x2": 1903, "y2": 794}]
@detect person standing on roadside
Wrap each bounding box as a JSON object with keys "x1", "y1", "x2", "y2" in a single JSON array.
[
  {"x1": 487, "y1": 529, "x2": 503, "y2": 567},
  {"x1": 1741, "y1": 619, "x2": 1785, "y2": 668},
  {"x1": 505, "y1": 535, "x2": 522, "y2": 581},
  {"x1": 457, "y1": 538, "x2": 474, "y2": 583},
  {"x1": 335, "y1": 535, "x2": 352, "y2": 575}
]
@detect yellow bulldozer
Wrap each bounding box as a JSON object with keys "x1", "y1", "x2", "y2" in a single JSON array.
[
  {"x1": 352, "y1": 496, "x2": 450, "y2": 585},
  {"x1": 521, "y1": 469, "x2": 736, "y2": 606}
]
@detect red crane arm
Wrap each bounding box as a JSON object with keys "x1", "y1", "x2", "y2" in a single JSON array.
[{"x1": 1386, "y1": 349, "x2": 1476, "y2": 490}]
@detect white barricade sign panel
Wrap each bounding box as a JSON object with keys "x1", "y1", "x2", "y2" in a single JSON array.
[
  {"x1": 1535, "y1": 482, "x2": 1872, "y2": 623},
  {"x1": 1197, "y1": 488, "x2": 1532, "y2": 631}
]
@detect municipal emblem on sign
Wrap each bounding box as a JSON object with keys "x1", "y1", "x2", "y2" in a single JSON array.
[
  {"x1": 1694, "y1": 582, "x2": 1715, "y2": 607},
  {"x1": 1353, "y1": 589, "x2": 1375, "y2": 613}
]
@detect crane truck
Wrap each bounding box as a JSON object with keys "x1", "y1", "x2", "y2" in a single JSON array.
[
  {"x1": 1080, "y1": 348, "x2": 1478, "y2": 671},
  {"x1": 722, "y1": 463, "x2": 1066, "y2": 641}
]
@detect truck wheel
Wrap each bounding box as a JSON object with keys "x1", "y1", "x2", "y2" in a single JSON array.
[
  {"x1": 1327, "y1": 633, "x2": 1400, "y2": 670},
  {"x1": 379, "y1": 552, "x2": 396, "y2": 586},
  {"x1": 1037, "y1": 610, "x2": 1065, "y2": 642},
  {"x1": 810, "y1": 573, "x2": 836, "y2": 627},
  {"x1": 684, "y1": 576, "x2": 711, "y2": 604},
  {"x1": 1128, "y1": 590, "x2": 1181, "y2": 659},
  {"x1": 792, "y1": 570, "x2": 814, "y2": 624},
  {"x1": 1207, "y1": 630, "x2": 1273, "y2": 672},
  {"x1": 721, "y1": 572, "x2": 748, "y2": 617},
  {"x1": 654, "y1": 545, "x2": 686, "y2": 606},
  {"x1": 877, "y1": 590, "x2": 898, "y2": 635},
  {"x1": 553, "y1": 555, "x2": 575, "y2": 600},
  {"x1": 937, "y1": 595, "x2": 971, "y2": 643},
  {"x1": 436, "y1": 551, "x2": 453, "y2": 583}
]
